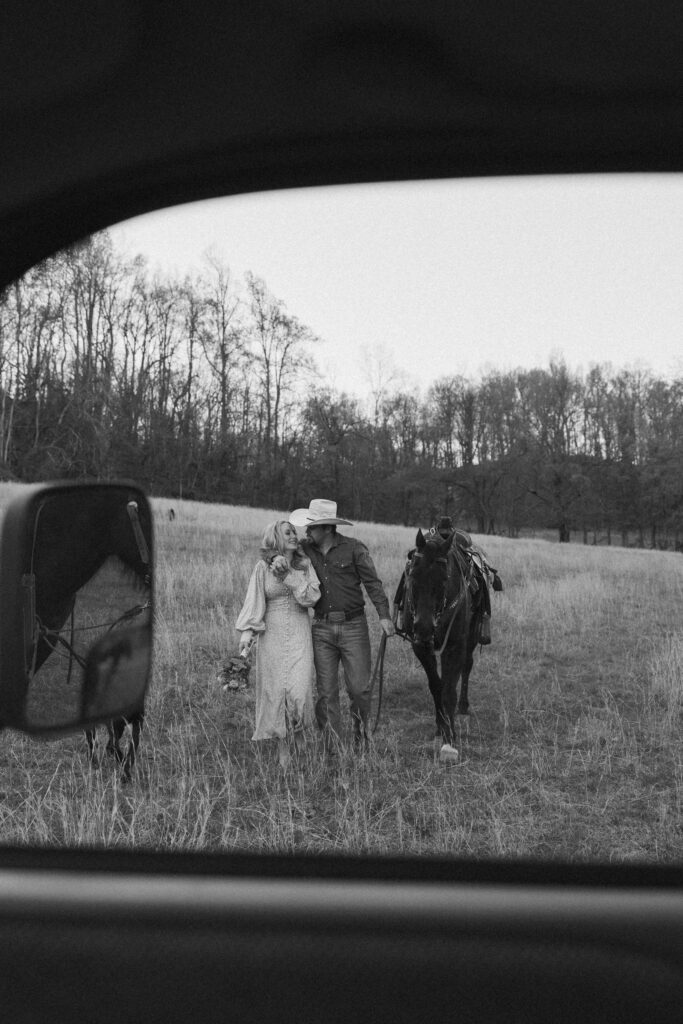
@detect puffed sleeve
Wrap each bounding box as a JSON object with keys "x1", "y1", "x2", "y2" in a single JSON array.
[
  {"x1": 282, "y1": 561, "x2": 321, "y2": 608},
  {"x1": 235, "y1": 561, "x2": 267, "y2": 634}
]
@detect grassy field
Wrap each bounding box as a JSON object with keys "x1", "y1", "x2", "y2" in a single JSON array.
[{"x1": 0, "y1": 486, "x2": 681, "y2": 861}]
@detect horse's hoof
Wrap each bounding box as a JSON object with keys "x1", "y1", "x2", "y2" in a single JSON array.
[{"x1": 439, "y1": 743, "x2": 459, "y2": 764}]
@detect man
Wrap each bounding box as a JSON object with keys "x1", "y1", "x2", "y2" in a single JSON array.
[{"x1": 289, "y1": 498, "x2": 395, "y2": 752}]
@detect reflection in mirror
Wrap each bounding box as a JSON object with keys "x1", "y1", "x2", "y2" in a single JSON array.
[
  {"x1": 20, "y1": 489, "x2": 152, "y2": 731},
  {"x1": 25, "y1": 558, "x2": 150, "y2": 729},
  {"x1": 82, "y1": 622, "x2": 150, "y2": 721}
]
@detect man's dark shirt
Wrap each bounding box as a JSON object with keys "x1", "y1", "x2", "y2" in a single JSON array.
[{"x1": 302, "y1": 532, "x2": 390, "y2": 620}]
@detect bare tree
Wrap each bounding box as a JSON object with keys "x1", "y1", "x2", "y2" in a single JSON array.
[
  {"x1": 198, "y1": 254, "x2": 245, "y2": 448},
  {"x1": 246, "y1": 273, "x2": 317, "y2": 500}
]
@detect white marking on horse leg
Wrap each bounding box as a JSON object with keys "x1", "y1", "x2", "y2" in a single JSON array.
[{"x1": 439, "y1": 743, "x2": 459, "y2": 765}]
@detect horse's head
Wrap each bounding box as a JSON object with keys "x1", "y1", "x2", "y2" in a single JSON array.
[
  {"x1": 405, "y1": 528, "x2": 452, "y2": 646},
  {"x1": 19, "y1": 484, "x2": 153, "y2": 678}
]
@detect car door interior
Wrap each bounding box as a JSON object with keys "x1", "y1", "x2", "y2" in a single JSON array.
[{"x1": 0, "y1": 2, "x2": 682, "y2": 1021}]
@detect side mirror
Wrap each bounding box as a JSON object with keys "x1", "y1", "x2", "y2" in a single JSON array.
[{"x1": 0, "y1": 482, "x2": 153, "y2": 734}]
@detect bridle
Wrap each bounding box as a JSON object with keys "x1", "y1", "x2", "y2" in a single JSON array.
[{"x1": 401, "y1": 544, "x2": 468, "y2": 656}]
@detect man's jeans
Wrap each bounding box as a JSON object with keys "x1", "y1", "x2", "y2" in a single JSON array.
[{"x1": 312, "y1": 615, "x2": 372, "y2": 741}]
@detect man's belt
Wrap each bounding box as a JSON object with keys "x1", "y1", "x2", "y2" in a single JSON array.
[{"x1": 314, "y1": 608, "x2": 364, "y2": 623}]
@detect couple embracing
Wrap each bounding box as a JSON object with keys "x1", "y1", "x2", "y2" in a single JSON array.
[{"x1": 235, "y1": 499, "x2": 395, "y2": 768}]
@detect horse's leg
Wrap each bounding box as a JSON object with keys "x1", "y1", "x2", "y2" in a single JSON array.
[
  {"x1": 106, "y1": 721, "x2": 121, "y2": 761},
  {"x1": 440, "y1": 646, "x2": 462, "y2": 736},
  {"x1": 412, "y1": 643, "x2": 450, "y2": 744},
  {"x1": 84, "y1": 728, "x2": 97, "y2": 766},
  {"x1": 458, "y1": 648, "x2": 473, "y2": 716},
  {"x1": 434, "y1": 649, "x2": 460, "y2": 765},
  {"x1": 459, "y1": 604, "x2": 481, "y2": 715},
  {"x1": 120, "y1": 712, "x2": 143, "y2": 783}
]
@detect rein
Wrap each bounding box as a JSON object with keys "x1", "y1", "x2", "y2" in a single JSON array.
[
  {"x1": 433, "y1": 584, "x2": 466, "y2": 656},
  {"x1": 35, "y1": 601, "x2": 150, "y2": 671},
  {"x1": 368, "y1": 631, "x2": 387, "y2": 734}
]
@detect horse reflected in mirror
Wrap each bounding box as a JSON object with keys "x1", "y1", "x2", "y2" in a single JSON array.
[
  {"x1": 29, "y1": 487, "x2": 152, "y2": 780},
  {"x1": 401, "y1": 528, "x2": 485, "y2": 764}
]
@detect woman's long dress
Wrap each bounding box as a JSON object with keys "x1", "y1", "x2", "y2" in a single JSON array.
[{"x1": 235, "y1": 559, "x2": 320, "y2": 740}]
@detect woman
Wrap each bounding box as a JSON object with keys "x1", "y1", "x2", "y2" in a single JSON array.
[{"x1": 236, "y1": 520, "x2": 320, "y2": 768}]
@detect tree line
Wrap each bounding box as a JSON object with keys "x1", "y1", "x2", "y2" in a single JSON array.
[{"x1": 2, "y1": 232, "x2": 683, "y2": 546}]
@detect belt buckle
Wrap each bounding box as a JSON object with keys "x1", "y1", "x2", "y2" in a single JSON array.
[{"x1": 327, "y1": 611, "x2": 346, "y2": 623}]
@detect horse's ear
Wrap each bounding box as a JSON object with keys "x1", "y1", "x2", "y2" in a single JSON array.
[{"x1": 416, "y1": 529, "x2": 426, "y2": 549}]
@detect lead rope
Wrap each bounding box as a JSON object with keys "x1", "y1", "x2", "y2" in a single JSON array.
[
  {"x1": 368, "y1": 570, "x2": 412, "y2": 733},
  {"x1": 368, "y1": 630, "x2": 388, "y2": 734}
]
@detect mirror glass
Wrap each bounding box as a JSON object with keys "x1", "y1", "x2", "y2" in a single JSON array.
[
  {"x1": 16, "y1": 488, "x2": 152, "y2": 730},
  {"x1": 1, "y1": 175, "x2": 681, "y2": 862},
  {"x1": 24, "y1": 557, "x2": 151, "y2": 729}
]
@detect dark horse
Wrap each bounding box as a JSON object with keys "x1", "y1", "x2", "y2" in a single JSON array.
[
  {"x1": 399, "y1": 528, "x2": 485, "y2": 763},
  {"x1": 29, "y1": 486, "x2": 152, "y2": 781}
]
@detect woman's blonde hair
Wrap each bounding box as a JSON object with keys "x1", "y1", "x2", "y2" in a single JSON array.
[{"x1": 260, "y1": 520, "x2": 307, "y2": 569}]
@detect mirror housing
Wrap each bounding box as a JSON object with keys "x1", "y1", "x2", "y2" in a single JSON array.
[{"x1": 0, "y1": 482, "x2": 153, "y2": 735}]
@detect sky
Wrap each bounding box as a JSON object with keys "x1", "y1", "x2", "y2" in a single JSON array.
[{"x1": 107, "y1": 174, "x2": 683, "y2": 399}]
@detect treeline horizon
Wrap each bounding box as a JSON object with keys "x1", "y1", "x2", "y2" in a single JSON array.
[{"x1": 2, "y1": 232, "x2": 683, "y2": 546}]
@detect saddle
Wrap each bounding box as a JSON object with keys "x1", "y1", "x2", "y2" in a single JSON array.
[
  {"x1": 392, "y1": 523, "x2": 503, "y2": 629},
  {"x1": 436, "y1": 518, "x2": 503, "y2": 592}
]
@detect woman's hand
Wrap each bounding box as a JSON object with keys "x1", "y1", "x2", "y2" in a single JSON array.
[
  {"x1": 271, "y1": 554, "x2": 289, "y2": 580},
  {"x1": 239, "y1": 631, "x2": 254, "y2": 657}
]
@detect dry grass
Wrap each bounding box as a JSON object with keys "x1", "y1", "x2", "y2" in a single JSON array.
[{"x1": 0, "y1": 488, "x2": 681, "y2": 861}]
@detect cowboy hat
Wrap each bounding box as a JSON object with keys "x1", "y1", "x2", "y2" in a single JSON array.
[{"x1": 288, "y1": 498, "x2": 353, "y2": 531}]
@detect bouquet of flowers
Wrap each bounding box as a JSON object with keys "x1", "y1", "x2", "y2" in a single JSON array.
[{"x1": 218, "y1": 636, "x2": 255, "y2": 692}]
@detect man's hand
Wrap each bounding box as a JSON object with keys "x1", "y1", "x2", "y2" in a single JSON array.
[{"x1": 379, "y1": 618, "x2": 395, "y2": 637}]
